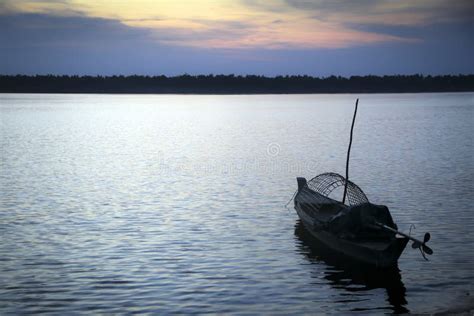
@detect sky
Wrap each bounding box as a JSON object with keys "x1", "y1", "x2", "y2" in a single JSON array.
[{"x1": 0, "y1": 0, "x2": 473, "y2": 76}]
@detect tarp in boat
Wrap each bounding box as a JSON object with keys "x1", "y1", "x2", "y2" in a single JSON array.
[{"x1": 327, "y1": 203, "x2": 397, "y2": 239}]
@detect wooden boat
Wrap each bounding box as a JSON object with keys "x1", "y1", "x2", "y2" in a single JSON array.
[
  {"x1": 292, "y1": 99, "x2": 432, "y2": 267},
  {"x1": 294, "y1": 173, "x2": 409, "y2": 267}
]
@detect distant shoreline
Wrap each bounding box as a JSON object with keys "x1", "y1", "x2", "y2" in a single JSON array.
[{"x1": 1, "y1": 74, "x2": 473, "y2": 94}]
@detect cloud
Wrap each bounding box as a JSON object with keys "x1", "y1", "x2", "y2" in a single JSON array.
[
  {"x1": 0, "y1": 13, "x2": 153, "y2": 48},
  {"x1": 0, "y1": 3, "x2": 472, "y2": 75},
  {"x1": 0, "y1": 0, "x2": 420, "y2": 49},
  {"x1": 0, "y1": 13, "x2": 170, "y2": 74},
  {"x1": 0, "y1": 0, "x2": 87, "y2": 17},
  {"x1": 284, "y1": 0, "x2": 474, "y2": 25},
  {"x1": 285, "y1": 0, "x2": 380, "y2": 13},
  {"x1": 0, "y1": 12, "x2": 279, "y2": 75},
  {"x1": 151, "y1": 19, "x2": 257, "y2": 48},
  {"x1": 149, "y1": 17, "x2": 411, "y2": 49}
]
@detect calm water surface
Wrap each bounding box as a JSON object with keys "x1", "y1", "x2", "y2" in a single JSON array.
[{"x1": 1, "y1": 93, "x2": 473, "y2": 314}]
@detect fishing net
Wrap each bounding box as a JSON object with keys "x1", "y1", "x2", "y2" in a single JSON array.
[{"x1": 306, "y1": 172, "x2": 369, "y2": 206}]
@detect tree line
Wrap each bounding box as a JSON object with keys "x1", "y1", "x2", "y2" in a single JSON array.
[{"x1": 1, "y1": 74, "x2": 473, "y2": 93}]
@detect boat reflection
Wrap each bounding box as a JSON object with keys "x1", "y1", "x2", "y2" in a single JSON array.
[{"x1": 294, "y1": 220, "x2": 409, "y2": 314}]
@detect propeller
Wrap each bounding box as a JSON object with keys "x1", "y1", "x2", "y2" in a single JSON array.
[
  {"x1": 374, "y1": 222, "x2": 433, "y2": 260},
  {"x1": 411, "y1": 233, "x2": 433, "y2": 259}
]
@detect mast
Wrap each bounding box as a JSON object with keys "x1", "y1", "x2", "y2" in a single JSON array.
[{"x1": 342, "y1": 99, "x2": 358, "y2": 205}]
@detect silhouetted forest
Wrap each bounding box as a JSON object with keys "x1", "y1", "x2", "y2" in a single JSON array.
[{"x1": 1, "y1": 74, "x2": 473, "y2": 94}]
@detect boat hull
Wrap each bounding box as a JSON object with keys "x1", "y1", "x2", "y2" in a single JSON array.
[{"x1": 295, "y1": 203, "x2": 408, "y2": 268}]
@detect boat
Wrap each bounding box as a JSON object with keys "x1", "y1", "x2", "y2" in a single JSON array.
[
  {"x1": 292, "y1": 100, "x2": 432, "y2": 267},
  {"x1": 294, "y1": 172, "x2": 409, "y2": 267}
]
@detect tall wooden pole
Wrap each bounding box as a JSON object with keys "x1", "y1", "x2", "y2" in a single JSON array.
[{"x1": 342, "y1": 99, "x2": 358, "y2": 205}]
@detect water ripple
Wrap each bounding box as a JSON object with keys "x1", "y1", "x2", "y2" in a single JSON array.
[{"x1": 0, "y1": 93, "x2": 473, "y2": 315}]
